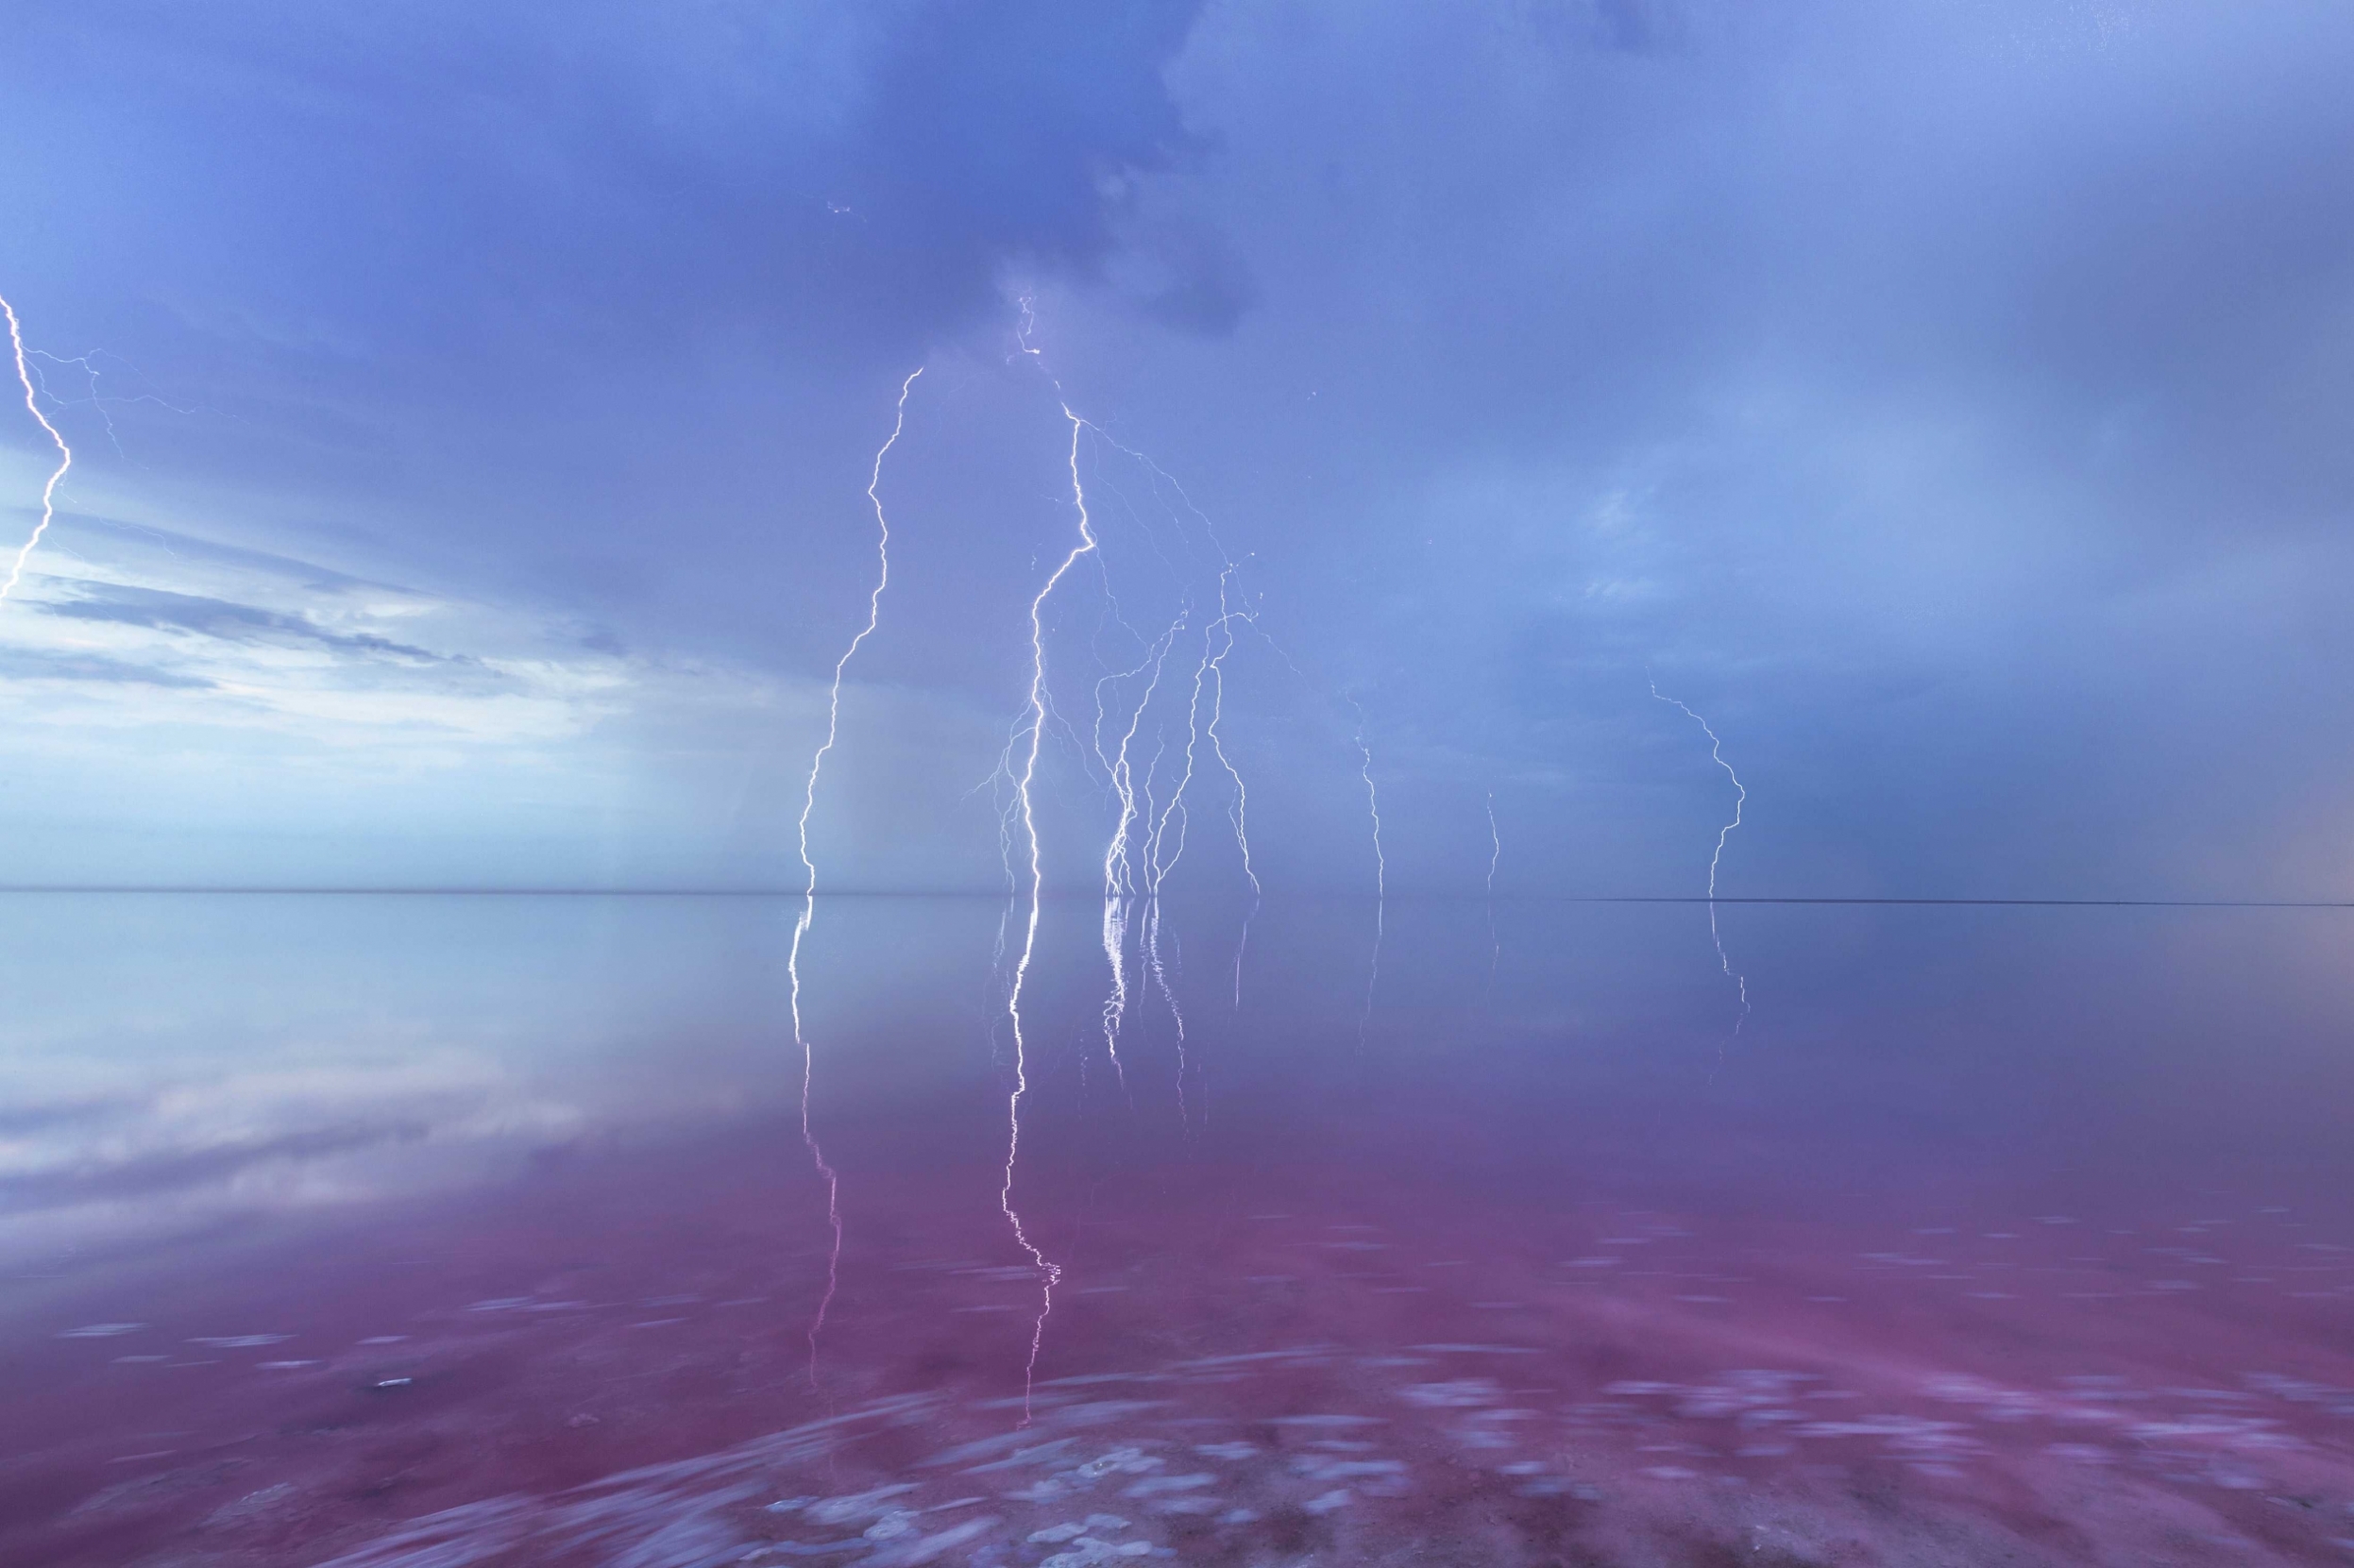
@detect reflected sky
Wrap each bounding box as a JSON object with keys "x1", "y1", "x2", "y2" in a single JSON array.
[{"x1": 5, "y1": 893, "x2": 2352, "y2": 1563}]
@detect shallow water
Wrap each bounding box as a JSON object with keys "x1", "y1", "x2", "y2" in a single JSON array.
[{"x1": 3, "y1": 893, "x2": 2352, "y2": 1565}]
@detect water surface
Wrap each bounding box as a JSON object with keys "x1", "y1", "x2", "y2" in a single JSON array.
[{"x1": 4, "y1": 893, "x2": 2351, "y2": 1565}]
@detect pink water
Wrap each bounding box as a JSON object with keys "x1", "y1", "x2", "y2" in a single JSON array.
[{"x1": 2, "y1": 895, "x2": 2351, "y2": 1563}]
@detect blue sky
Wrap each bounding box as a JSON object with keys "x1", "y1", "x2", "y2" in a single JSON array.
[{"x1": 1, "y1": 0, "x2": 2350, "y2": 896}]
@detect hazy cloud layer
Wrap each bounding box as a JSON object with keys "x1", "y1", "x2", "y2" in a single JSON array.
[{"x1": 1, "y1": 1, "x2": 2349, "y2": 896}]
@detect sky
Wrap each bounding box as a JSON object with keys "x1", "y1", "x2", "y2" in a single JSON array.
[{"x1": 1, "y1": 0, "x2": 2350, "y2": 897}]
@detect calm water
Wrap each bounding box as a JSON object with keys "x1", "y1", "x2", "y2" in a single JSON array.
[{"x1": 3, "y1": 893, "x2": 2351, "y2": 1566}]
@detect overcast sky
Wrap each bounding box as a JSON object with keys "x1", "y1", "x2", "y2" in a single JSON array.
[{"x1": 1, "y1": 0, "x2": 2349, "y2": 897}]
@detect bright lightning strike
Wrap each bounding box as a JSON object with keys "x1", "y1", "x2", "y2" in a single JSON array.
[
  {"x1": 986, "y1": 298, "x2": 1331, "y2": 1393},
  {"x1": 1, "y1": 293, "x2": 73, "y2": 605},
  {"x1": 1354, "y1": 707, "x2": 1386, "y2": 899},
  {"x1": 1485, "y1": 790, "x2": 1501, "y2": 898},
  {"x1": 997, "y1": 389, "x2": 1093, "y2": 1421},
  {"x1": 1126, "y1": 576, "x2": 1254, "y2": 1110},
  {"x1": 1112, "y1": 565, "x2": 1266, "y2": 1116},
  {"x1": 1651, "y1": 679, "x2": 1752, "y2": 1032},
  {"x1": 1005, "y1": 311, "x2": 1267, "y2": 1128},
  {"x1": 787, "y1": 367, "x2": 922, "y2": 1387},
  {"x1": 1087, "y1": 436, "x2": 1267, "y2": 953},
  {"x1": 1093, "y1": 614, "x2": 1182, "y2": 1089}
]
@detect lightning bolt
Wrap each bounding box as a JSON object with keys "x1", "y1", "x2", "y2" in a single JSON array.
[
  {"x1": 986, "y1": 298, "x2": 1337, "y2": 1396},
  {"x1": 1122, "y1": 568, "x2": 1262, "y2": 1123},
  {"x1": 1200, "y1": 567, "x2": 1261, "y2": 1008},
  {"x1": 1651, "y1": 679, "x2": 1751, "y2": 1032},
  {"x1": 1485, "y1": 790, "x2": 1501, "y2": 898},
  {"x1": 1484, "y1": 789, "x2": 1501, "y2": 997},
  {"x1": 1092, "y1": 612, "x2": 1183, "y2": 1089},
  {"x1": 1086, "y1": 438, "x2": 1266, "y2": 953},
  {"x1": 787, "y1": 367, "x2": 921, "y2": 1386},
  {"x1": 1127, "y1": 596, "x2": 1226, "y2": 1108},
  {"x1": 24, "y1": 347, "x2": 197, "y2": 464},
  {"x1": 997, "y1": 381, "x2": 1092, "y2": 1421},
  {"x1": 25, "y1": 350, "x2": 127, "y2": 461},
  {"x1": 1006, "y1": 310, "x2": 1267, "y2": 1126},
  {"x1": 1, "y1": 293, "x2": 73, "y2": 605},
  {"x1": 1351, "y1": 697, "x2": 1385, "y2": 1046},
  {"x1": 1144, "y1": 892, "x2": 1189, "y2": 1126}
]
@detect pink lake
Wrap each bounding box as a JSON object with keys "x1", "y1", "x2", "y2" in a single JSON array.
[{"x1": 2, "y1": 893, "x2": 2350, "y2": 1565}]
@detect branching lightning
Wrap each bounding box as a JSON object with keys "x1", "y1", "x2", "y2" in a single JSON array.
[
  {"x1": 980, "y1": 297, "x2": 1365, "y2": 1405},
  {"x1": 996, "y1": 376, "x2": 1093, "y2": 1421},
  {"x1": 1651, "y1": 679, "x2": 1752, "y2": 1032},
  {"x1": 1092, "y1": 615, "x2": 1181, "y2": 1089},
  {"x1": 1125, "y1": 571, "x2": 1255, "y2": 1110},
  {"x1": 1001, "y1": 312, "x2": 1270, "y2": 1134},
  {"x1": 25, "y1": 346, "x2": 198, "y2": 463},
  {"x1": 1097, "y1": 457, "x2": 1265, "y2": 1036},
  {"x1": 787, "y1": 367, "x2": 922, "y2": 1386},
  {"x1": 1, "y1": 293, "x2": 73, "y2": 605}
]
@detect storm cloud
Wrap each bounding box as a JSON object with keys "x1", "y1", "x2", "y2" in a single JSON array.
[{"x1": 1, "y1": 0, "x2": 2349, "y2": 897}]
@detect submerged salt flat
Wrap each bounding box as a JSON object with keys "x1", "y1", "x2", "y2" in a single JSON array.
[{"x1": 2, "y1": 894, "x2": 2351, "y2": 1564}]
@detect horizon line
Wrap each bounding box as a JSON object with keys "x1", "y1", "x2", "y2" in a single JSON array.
[{"x1": 0, "y1": 886, "x2": 2346, "y2": 908}]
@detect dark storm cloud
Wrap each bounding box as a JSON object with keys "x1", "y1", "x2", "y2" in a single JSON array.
[
  {"x1": 1531, "y1": 0, "x2": 1686, "y2": 56},
  {"x1": 5, "y1": 0, "x2": 2352, "y2": 899},
  {"x1": 0, "y1": 0, "x2": 1241, "y2": 675},
  {"x1": 4, "y1": 0, "x2": 1220, "y2": 373},
  {"x1": 841, "y1": 0, "x2": 1214, "y2": 330},
  {"x1": 1114, "y1": 216, "x2": 1258, "y2": 334},
  {"x1": 1044, "y1": 1, "x2": 2354, "y2": 899}
]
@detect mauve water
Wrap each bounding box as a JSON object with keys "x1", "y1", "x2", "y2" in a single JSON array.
[{"x1": 3, "y1": 894, "x2": 2350, "y2": 1565}]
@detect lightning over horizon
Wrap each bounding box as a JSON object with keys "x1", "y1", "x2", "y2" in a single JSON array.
[
  {"x1": 996, "y1": 308, "x2": 1281, "y2": 1134},
  {"x1": 1352, "y1": 696, "x2": 1385, "y2": 1046},
  {"x1": 1485, "y1": 790, "x2": 1501, "y2": 899},
  {"x1": 1, "y1": 292, "x2": 73, "y2": 606},
  {"x1": 1485, "y1": 788, "x2": 1502, "y2": 995},
  {"x1": 996, "y1": 387, "x2": 1092, "y2": 1422},
  {"x1": 972, "y1": 299, "x2": 1383, "y2": 1401},
  {"x1": 209, "y1": 290, "x2": 1608, "y2": 1430},
  {"x1": 6, "y1": 15, "x2": 2346, "y2": 1562},
  {"x1": 1651, "y1": 679, "x2": 1752, "y2": 1032},
  {"x1": 1092, "y1": 613, "x2": 1180, "y2": 1090},
  {"x1": 1086, "y1": 439, "x2": 1267, "y2": 1039},
  {"x1": 1202, "y1": 566, "x2": 1261, "y2": 1010},
  {"x1": 787, "y1": 366, "x2": 922, "y2": 1385}
]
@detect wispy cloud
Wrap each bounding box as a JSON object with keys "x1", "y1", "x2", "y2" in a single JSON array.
[
  {"x1": 41, "y1": 581, "x2": 458, "y2": 664},
  {"x1": 0, "y1": 503, "x2": 637, "y2": 752},
  {"x1": 0, "y1": 484, "x2": 858, "y2": 885}
]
